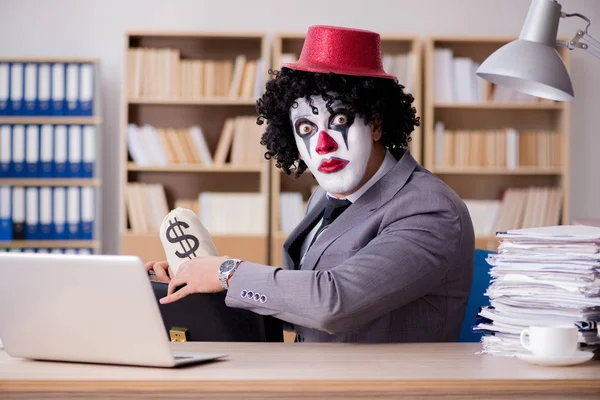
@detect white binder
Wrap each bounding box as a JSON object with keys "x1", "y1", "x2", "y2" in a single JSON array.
[
  {"x1": 53, "y1": 187, "x2": 67, "y2": 239},
  {"x1": 11, "y1": 125, "x2": 25, "y2": 177},
  {"x1": 37, "y1": 64, "x2": 52, "y2": 115},
  {"x1": 25, "y1": 124, "x2": 40, "y2": 176},
  {"x1": 24, "y1": 63, "x2": 37, "y2": 114},
  {"x1": 51, "y1": 63, "x2": 65, "y2": 115},
  {"x1": 12, "y1": 187, "x2": 25, "y2": 240},
  {"x1": 79, "y1": 63, "x2": 94, "y2": 115},
  {"x1": 0, "y1": 186, "x2": 10, "y2": 241},
  {"x1": 0, "y1": 125, "x2": 10, "y2": 175},
  {"x1": 25, "y1": 187, "x2": 39, "y2": 239},
  {"x1": 39, "y1": 124, "x2": 53, "y2": 177},
  {"x1": 65, "y1": 63, "x2": 79, "y2": 115},
  {"x1": 67, "y1": 186, "x2": 80, "y2": 239},
  {"x1": 0, "y1": 63, "x2": 9, "y2": 114},
  {"x1": 82, "y1": 125, "x2": 95, "y2": 177},
  {"x1": 39, "y1": 187, "x2": 52, "y2": 239},
  {"x1": 81, "y1": 186, "x2": 94, "y2": 240},
  {"x1": 68, "y1": 125, "x2": 82, "y2": 177},
  {"x1": 9, "y1": 63, "x2": 23, "y2": 114},
  {"x1": 53, "y1": 125, "x2": 68, "y2": 177}
]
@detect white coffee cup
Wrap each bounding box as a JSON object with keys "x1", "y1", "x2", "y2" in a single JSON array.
[{"x1": 520, "y1": 325, "x2": 578, "y2": 357}]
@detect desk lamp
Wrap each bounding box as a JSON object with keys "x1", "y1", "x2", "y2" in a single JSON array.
[{"x1": 476, "y1": 0, "x2": 599, "y2": 101}]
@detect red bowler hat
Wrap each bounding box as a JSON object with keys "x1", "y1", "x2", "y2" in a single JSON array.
[{"x1": 282, "y1": 25, "x2": 396, "y2": 80}]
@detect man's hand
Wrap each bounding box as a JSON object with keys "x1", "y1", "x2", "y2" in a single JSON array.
[
  {"x1": 145, "y1": 260, "x2": 171, "y2": 282},
  {"x1": 159, "y1": 256, "x2": 231, "y2": 305}
]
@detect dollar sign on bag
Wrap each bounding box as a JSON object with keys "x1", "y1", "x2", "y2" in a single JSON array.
[{"x1": 166, "y1": 217, "x2": 199, "y2": 259}]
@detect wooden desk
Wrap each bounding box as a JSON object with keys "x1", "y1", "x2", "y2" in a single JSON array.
[{"x1": 1, "y1": 342, "x2": 599, "y2": 399}]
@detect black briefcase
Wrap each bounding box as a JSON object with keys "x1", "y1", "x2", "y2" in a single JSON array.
[{"x1": 151, "y1": 280, "x2": 283, "y2": 343}]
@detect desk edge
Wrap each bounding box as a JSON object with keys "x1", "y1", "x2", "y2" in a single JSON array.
[{"x1": 1, "y1": 379, "x2": 600, "y2": 393}]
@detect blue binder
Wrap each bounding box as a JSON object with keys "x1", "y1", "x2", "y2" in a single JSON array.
[
  {"x1": 11, "y1": 125, "x2": 26, "y2": 177},
  {"x1": 23, "y1": 63, "x2": 37, "y2": 116},
  {"x1": 39, "y1": 187, "x2": 53, "y2": 240},
  {"x1": 65, "y1": 63, "x2": 79, "y2": 116},
  {"x1": 0, "y1": 125, "x2": 10, "y2": 177},
  {"x1": 81, "y1": 187, "x2": 94, "y2": 240},
  {"x1": 79, "y1": 63, "x2": 94, "y2": 116},
  {"x1": 0, "y1": 63, "x2": 9, "y2": 116},
  {"x1": 12, "y1": 187, "x2": 25, "y2": 240},
  {"x1": 9, "y1": 63, "x2": 24, "y2": 116},
  {"x1": 25, "y1": 187, "x2": 40, "y2": 240},
  {"x1": 67, "y1": 187, "x2": 80, "y2": 239},
  {"x1": 37, "y1": 63, "x2": 52, "y2": 116},
  {"x1": 82, "y1": 125, "x2": 95, "y2": 177},
  {"x1": 0, "y1": 186, "x2": 11, "y2": 241},
  {"x1": 51, "y1": 63, "x2": 65, "y2": 116},
  {"x1": 39, "y1": 124, "x2": 53, "y2": 178},
  {"x1": 67, "y1": 125, "x2": 82, "y2": 177},
  {"x1": 25, "y1": 124, "x2": 40, "y2": 177},
  {"x1": 53, "y1": 125, "x2": 68, "y2": 178},
  {"x1": 53, "y1": 187, "x2": 68, "y2": 240}
]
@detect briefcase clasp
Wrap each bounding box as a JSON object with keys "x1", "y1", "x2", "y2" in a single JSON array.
[{"x1": 169, "y1": 326, "x2": 188, "y2": 342}]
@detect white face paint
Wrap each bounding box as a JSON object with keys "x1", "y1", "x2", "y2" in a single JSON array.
[{"x1": 290, "y1": 96, "x2": 373, "y2": 195}]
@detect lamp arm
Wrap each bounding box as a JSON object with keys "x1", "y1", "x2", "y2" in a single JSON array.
[{"x1": 556, "y1": 10, "x2": 600, "y2": 60}]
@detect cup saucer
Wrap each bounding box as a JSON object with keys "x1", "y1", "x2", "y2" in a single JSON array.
[{"x1": 516, "y1": 350, "x2": 594, "y2": 367}]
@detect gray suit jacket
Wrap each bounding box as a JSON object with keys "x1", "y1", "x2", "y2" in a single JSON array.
[{"x1": 225, "y1": 151, "x2": 475, "y2": 343}]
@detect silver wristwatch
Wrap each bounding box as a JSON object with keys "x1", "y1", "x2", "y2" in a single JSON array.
[{"x1": 218, "y1": 258, "x2": 242, "y2": 290}]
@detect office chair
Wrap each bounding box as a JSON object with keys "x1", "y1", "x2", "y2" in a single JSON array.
[{"x1": 457, "y1": 249, "x2": 495, "y2": 342}]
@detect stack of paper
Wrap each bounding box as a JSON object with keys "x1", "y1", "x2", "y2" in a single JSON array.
[{"x1": 476, "y1": 225, "x2": 600, "y2": 356}]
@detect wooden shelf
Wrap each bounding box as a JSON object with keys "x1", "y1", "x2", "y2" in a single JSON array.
[
  {"x1": 0, "y1": 117, "x2": 102, "y2": 125},
  {"x1": 127, "y1": 163, "x2": 262, "y2": 173},
  {"x1": 128, "y1": 98, "x2": 257, "y2": 106},
  {"x1": 121, "y1": 233, "x2": 268, "y2": 264},
  {"x1": 126, "y1": 30, "x2": 266, "y2": 39},
  {"x1": 274, "y1": 231, "x2": 288, "y2": 240},
  {"x1": 0, "y1": 240, "x2": 101, "y2": 249},
  {"x1": 0, "y1": 178, "x2": 101, "y2": 186},
  {"x1": 0, "y1": 57, "x2": 100, "y2": 63},
  {"x1": 123, "y1": 232, "x2": 266, "y2": 238},
  {"x1": 431, "y1": 167, "x2": 563, "y2": 175},
  {"x1": 475, "y1": 235, "x2": 500, "y2": 251},
  {"x1": 433, "y1": 103, "x2": 562, "y2": 110},
  {"x1": 122, "y1": 31, "x2": 271, "y2": 265}
]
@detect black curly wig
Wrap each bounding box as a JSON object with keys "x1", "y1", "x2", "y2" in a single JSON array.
[{"x1": 256, "y1": 67, "x2": 420, "y2": 178}]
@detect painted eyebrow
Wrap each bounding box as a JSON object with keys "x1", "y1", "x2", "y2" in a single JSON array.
[{"x1": 292, "y1": 113, "x2": 313, "y2": 120}]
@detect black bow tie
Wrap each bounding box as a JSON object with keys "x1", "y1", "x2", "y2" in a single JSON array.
[
  {"x1": 322, "y1": 197, "x2": 352, "y2": 222},
  {"x1": 307, "y1": 197, "x2": 352, "y2": 249}
]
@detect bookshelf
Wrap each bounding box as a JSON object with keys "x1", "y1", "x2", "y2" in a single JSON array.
[
  {"x1": 0, "y1": 58, "x2": 102, "y2": 254},
  {"x1": 424, "y1": 36, "x2": 571, "y2": 250},
  {"x1": 119, "y1": 31, "x2": 271, "y2": 265},
  {"x1": 269, "y1": 33, "x2": 422, "y2": 265}
]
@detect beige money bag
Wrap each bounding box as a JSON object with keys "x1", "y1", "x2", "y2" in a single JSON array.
[{"x1": 159, "y1": 207, "x2": 219, "y2": 277}]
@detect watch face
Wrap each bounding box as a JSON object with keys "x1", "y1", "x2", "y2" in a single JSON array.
[{"x1": 219, "y1": 259, "x2": 235, "y2": 274}]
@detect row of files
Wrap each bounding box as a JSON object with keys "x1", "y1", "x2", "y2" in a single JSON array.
[
  {"x1": 0, "y1": 124, "x2": 96, "y2": 178},
  {"x1": 0, "y1": 186, "x2": 95, "y2": 241},
  {"x1": 0, "y1": 62, "x2": 95, "y2": 116}
]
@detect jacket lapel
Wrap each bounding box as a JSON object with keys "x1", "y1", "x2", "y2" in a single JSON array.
[
  {"x1": 301, "y1": 151, "x2": 418, "y2": 271},
  {"x1": 282, "y1": 190, "x2": 327, "y2": 269}
]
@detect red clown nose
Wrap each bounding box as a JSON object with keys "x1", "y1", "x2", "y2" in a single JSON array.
[{"x1": 315, "y1": 131, "x2": 338, "y2": 155}]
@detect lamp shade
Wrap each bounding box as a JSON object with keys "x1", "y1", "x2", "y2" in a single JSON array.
[
  {"x1": 476, "y1": 0, "x2": 574, "y2": 102},
  {"x1": 476, "y1": 39, "x2": 574, "y2": 102}
]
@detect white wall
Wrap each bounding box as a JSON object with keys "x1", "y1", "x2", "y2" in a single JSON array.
[{"x1": 1, "y1": 0, "x2": 599, "y2": 254}]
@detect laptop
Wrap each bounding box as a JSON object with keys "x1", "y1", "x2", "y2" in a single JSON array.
[{"x1": 0, "y1": 252, "x2": 227, "y2": 367}]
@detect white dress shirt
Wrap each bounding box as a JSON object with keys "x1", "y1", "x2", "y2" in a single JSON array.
[{"x1": 298, "y1": 150, "x2": 397, "y2": 264}]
